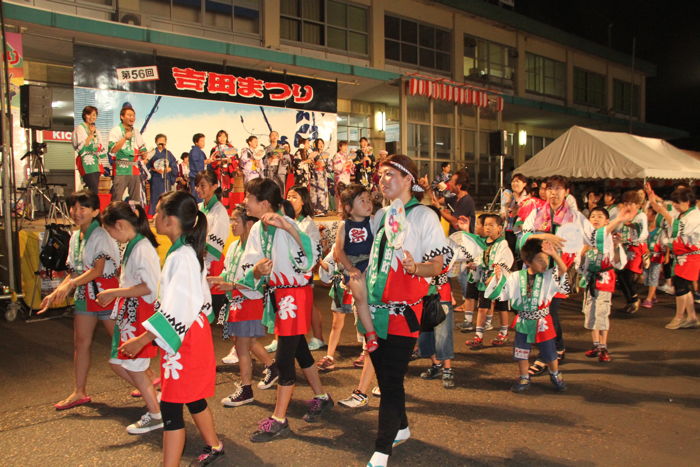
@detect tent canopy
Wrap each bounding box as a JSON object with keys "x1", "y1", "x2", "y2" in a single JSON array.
[{"x1": 515, "y1": 126, "x2": 700, "y2": 180}]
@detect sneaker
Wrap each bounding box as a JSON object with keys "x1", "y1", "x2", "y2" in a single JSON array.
[
  {"x1": 308, "y1": 337, "x2": 326, "y2": 351},
  {"x1": 338, "y1": 389, "x2": 368, "y2": 408},
  {"x1": 640, "y1": 299, "x2": 653, "y2": 309},
  {"x1": 250, "y1": 417, "x2": 290, "y2": 443},
  {"x1": 353, "y1": 352, "x2": 366, "y2": 368},
  {"x1": 410, "y1": 349, "x2": 420, "y2": 361},
  {"x1": 221, "y1": 384, "x2": 254, "y2": 407},
  {"x1": 264, "y1": 340, "x2": 278, "y2": 353},
  {"x1": 221, "y1": 347, "x2": 239, "y2": 364},
  {"x1": 420, "y1": 364, "x2": 443, "y2": 380},
  {"x1": 303, "y1": 395, "x2": 334, "y2": 422},
  {"x1": 491, "y1": 332, "x2": 508, "y2": 346},
  {"x1": 457, "y1": 320, "x2": 474, "y2": 332},
  {"x1": 598, "y1": 348, "x2": 612, "y2": 362},
  {"x1": 680, "y1": 318, "x2": 700, "y2": 329},
  {"x1": 392, "y1": 426, "x2": 411, "y2": 447},
  {"x1": 257, "y1": 363, "x2": 279, "y2": 390},
  {"x1": 316, "y1": 356, "x2": 336, "y2": 372},
  {"x1": 584, "y1": 346, "x2": 600, "y2": 358},
  {"x1": 442, "y1": 368, "x2": 455, "y2": 389},
  {"x1": 511, "y1": 377, "x2": 531, "y2": 393},
  {"x1": 658, "y1": 284, "x2": 675, "y2": 295},
  {"x1": 665, "y1": 318, "x2": 684, "y2": 330},
  {"x1": 484, "y1": 321, "x2": 494, "y2": 331},
  {"x1": 625, "y1": 299, "x2": 640, "y2": 314},
  {"x1": 190, "y1": 445, "x2": 224, "y2": 466},
  {"x1": 371, "y1": 386, "x2": 381, "y2": 397},
  {"x1": 549, "y1": 372, "x2": 567, "y2": 392},
  {"x1": 126, "y1": 412, "x2": 164, "y2": 434},
  {"x1": 466, "y1": 336, "x2": 484, "y2": 350}
]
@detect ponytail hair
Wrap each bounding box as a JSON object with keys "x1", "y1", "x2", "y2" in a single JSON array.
[
  {"x1": 195, "y1": 169, "x2": 222, "y2": 200},
  {"x1": 158, "y1": 191, "x2": 208, "y2": 271},
  {"x1": 102, "y1": 201, "x2": 159, "y2": 248},
  {"x1": 245, "y1": 178, "x2": 283, "y2": 212}
]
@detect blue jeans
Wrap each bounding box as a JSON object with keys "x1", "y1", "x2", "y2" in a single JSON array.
[{"x1": 418, "y1": 302, "x2": 454, "y2": 361}]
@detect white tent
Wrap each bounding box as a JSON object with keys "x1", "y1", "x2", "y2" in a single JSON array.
[{"x1": 515, "y1": 126, "x2": 700, "y2": 180}]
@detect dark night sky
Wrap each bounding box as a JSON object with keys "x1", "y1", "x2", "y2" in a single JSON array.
[{"x1": 514, "y1": 0, "x2": 700, "y2": 148}]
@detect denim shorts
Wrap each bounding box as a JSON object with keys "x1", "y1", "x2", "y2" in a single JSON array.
[
  {"x1": 418, "y1": 302, "x2": 454, "y2": 361},
  {"x1": 74, "y1": 309, "x2": 113, "y2": 320}
]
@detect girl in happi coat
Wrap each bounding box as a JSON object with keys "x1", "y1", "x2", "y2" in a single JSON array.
[
  {"x1": 616, "y1": 190, "x2": 649, "y2": 314},
  {"x1": 646, "y1": 184, "x2": 700, "y2": 329},
  {"x1": 500, "y1": 173, "x2": 544, "y2": 259},
  {"x1": 213, "y1": 205, "x2": 279, "y2": 407},
  {"x1": 364, "y1": 155, "x2": 450, "y2": 467},
  {"x1": 120, "y1": 190, "x2": 223, "y2": 466},
  {"x1": 39, "y1": 190, "x2": 120, "y2": 410},
  {"x1": 237, "y1": 178, "x2": 332, "y2": 442},
  {"x1": 98, "y1": 201, "x2": 162, "y2": 434},
  {"x1": 310, "y1": 138, "x2": 332, "y2": 215}
]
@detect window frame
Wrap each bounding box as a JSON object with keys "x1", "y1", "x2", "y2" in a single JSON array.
[
  {"x1": 463, "y1": 34, "x2": 515, "y2": 88},
  {"x1": 612, "y1": 79, "x2": 640, "y2": 117},
  {"x1": 384, "y1": 14, "x2": 452, "y2": 74},
  {"x1": 140, "y1": 0, "x2": 261, "y2": 36},
  {"x1": 573, "y1": 67, "x2": 606, "y2": 108},
  {"x1": 525, "y1": 52, "x2": 566, "y2": 100}
]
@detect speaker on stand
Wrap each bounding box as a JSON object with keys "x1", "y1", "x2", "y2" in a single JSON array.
[
  {"x1": 20, "y1": 85, "x2": 53, "y2": 130},
  {"x1": 488, "y1": 130, "x2": 508, "y2": 212}
]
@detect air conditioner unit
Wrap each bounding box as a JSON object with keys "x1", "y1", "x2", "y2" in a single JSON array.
[{"x1": 112, "y1": 10, "x2": 142, "y2": 26}]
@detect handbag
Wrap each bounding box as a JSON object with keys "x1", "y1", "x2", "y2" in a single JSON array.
[{"x1": 420, "y1": 293, "x2": 446, "y2": 332}]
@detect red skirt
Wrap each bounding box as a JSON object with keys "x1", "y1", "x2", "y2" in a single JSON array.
[
  {"x1": 160, "y1": 312, "x2": 216, "y2": 403},
  {"x1": 625, "y1": 244, "x2": 648, "y2": 274},
  {"x1": 76, "y1": 276, "x2": 120, "y2": 312},
  {"x1": 115, "y1": 297, "x2": 158, "y2": 360},
  {"x1": 228, "y1": 290, "x2": 264, "y2": 322},
  {"x1": 274, "y1": 285, "x2": 312, "y2": 336}
]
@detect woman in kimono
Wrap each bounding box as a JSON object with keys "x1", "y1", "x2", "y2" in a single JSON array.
[
  {"x1": 332, "y1": 140, "x2": 354, "y2": 209},
  {"x1": 97, "y1": 202, "x2": 162, "y2": 434},
  {"x1": 211, "y1": 205, "x2": 279, "y2": 407},
  {"x1": 293, "y1": 138, "x2": 312, "y2": 188},
  {"x1": 147, "y1": 134, "x2": 179, "y2": 215},
  {"x1": 39, "y1": 190, "x2": 120, "y2": 410},
  {"x1": 239, "y1": 136, "x2": 265, "y2": 183},
  {"x1": 353, "y1": 137, "x2": 375, "y2": 190},
  {"x1": 237, "y1": 178, "x2": 332, "y2": 442},
  {"x1": 264, "y1": 131, "x2": 292, "y2": 196},
  {"x1": 364, "y1": 155, "x2": 450, "y2": 467},
  {"x1": 120, "y1": 190, "x2": 223, "y2": 466},
  {"x1": 310, "y1": 138, "x2": 331, "y2": 216},
  {"x1": 646, "y1": 184, "x2": 700, "y2": 329},
  {"x1": 194, "y1": 170, "x2": 231, "y2": 326},
  {"x1": 72, "y1": 105, "x2": 106, "y2": 193},
  {"x1": 209, "y1": 130, "x2": 238, "y2": 211}
]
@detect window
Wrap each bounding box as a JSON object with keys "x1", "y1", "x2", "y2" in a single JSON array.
[
  {"x1": 463, "y1": 35, "x2": 515, "y2": 87},
  {"x1": 408, "y1": 124, "x2": 430, "y2": 159},
  {"x1": 280, "y1": 0, "x2": 368, "y2": 55},
  {"x1": 385, "y1": 15, "x2": 451, "y2": 73},
  {"x1": 337, "y1": 113, "x2": 370, "y2": 148},
  {"x1": 526, "y1": 53, "x2": 565, "y2": 99},
  {"x1": 141, "y1": 0, "x2": 260, "y2": 34},
  {"x1": 574, "y1": 68, "x2": 606, "y2": 108},
  {"x1": 613, "y1": 79, "x2": 640, "y2": 117}
]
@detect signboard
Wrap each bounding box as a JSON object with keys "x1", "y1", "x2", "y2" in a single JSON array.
[{"x1": 42, "y1": 130, "x2": 73, "y2": 142}]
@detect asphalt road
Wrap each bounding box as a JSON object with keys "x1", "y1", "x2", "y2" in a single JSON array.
[{"x1": 1, "y1": 285, "x2": 699, "y2": 466}]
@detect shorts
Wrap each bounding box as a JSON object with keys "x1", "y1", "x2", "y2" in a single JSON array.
[
  {"x1": 644, "y1": 262, "x2": 662, "y2": 287},
  {"x1": 673, "y1": 276, "x2": 693, "y2": 296},
  {"x1": 582, "y1": 290, "x2": 611, "y2": 331},
  {"x1": 464, "y1": 280, "x2": 479, "y2": 300},
  {"x1": 477, "y1": 290, "x2": 508, "y2": 311},
  {"x1": 109, "y1": 356, "x2": 151, "y2": 372},
  {"x1": 513, "y1": 332, "x2": 557, "y2": 363},
  {"x1": 74, "y1": 309, "x2": 112, "y2": 320},
  {"x1": 332, "y1": 303, "x2": 353, "y2": 314},
  {"x1": 226, "y1": 319, "x2": 267, "y2": 338}
]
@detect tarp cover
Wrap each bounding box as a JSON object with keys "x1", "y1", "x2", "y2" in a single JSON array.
[{"x1": 516, "y1": 126, "x2": 700, "y2": 180}]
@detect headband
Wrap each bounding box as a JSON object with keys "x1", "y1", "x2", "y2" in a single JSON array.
[{"x1": 385, "y1": 161, "x2": 424, "y2": 192}]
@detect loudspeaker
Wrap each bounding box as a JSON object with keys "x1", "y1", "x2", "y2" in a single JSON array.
[
  {"x1": 20, "y1": 85, "x2": 52, "y2": 130},
  {"x1": 385, "y1": 141, "x2": 398, "y2": 155},
  {"x1": 489, "y1": 129, "x2": 507, "y2": 156}
]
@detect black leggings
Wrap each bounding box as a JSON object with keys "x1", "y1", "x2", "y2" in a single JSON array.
[
  {"x1": 161, "y1": 399, "x2": 207, "y2": 431},
  {"x1": 617, "y1": 268, "x2": 639, "y2": 304},
  {"x1": 276, "y1": 334, "x2": 314, "y2": 386},
  {"x1": 673, "y1": 275, "x2": 693, "y2": 296}
]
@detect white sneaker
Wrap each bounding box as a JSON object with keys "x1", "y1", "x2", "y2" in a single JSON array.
[
  {"x1": 338, "y1": 389, "x2": 368, "y2": 408},
  {"x1": 393, "y1": 426, "x2": 411, "y2": 447},
  {"x1": 367, "y1": 451, "x2": 388, "y2": 467},
  {"x1": 264, "y1": 340, "x2": 278, "y2": 353},
  {"x1": 658, "y1": 284, "x2": 675, "y2": 295},
  {"x1": 126, "y1": 412, "x2": 163, "y2": 435},
  {"x1": 371, "y1": 386, "x2": 381, "y2": 397},
  {"x1": 222, "y1": 347, "x2": 239, "y2": 364},
  {"x1": 308, "y1": 337, "x2": 326, "y2": 351},
  {"x1": 484, "y1": 321, "x2": 494, "y2": 331}
]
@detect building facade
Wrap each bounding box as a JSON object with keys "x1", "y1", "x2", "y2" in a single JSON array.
[{"x1": 3, "y1": 0, "x2": 685, "y2": 204}]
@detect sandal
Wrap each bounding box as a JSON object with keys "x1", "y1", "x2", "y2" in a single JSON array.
[
  {"x1": 491, "y1": 333, "x2": 508, "y2": 346},
  {"x1": 557, "y1": 350, "x2": 566, "y2": 362},
  {"x1": 528, "y1": 360, "x2": 547, "y2": 376}
]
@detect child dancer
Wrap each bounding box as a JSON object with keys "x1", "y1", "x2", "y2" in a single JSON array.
[
  {"x1": 616, "y1": 190, "x2": 649, "y2": 314},
  {"x1": 486, "y1": 238, "x2": 569, "y2": 393},
  {"x1": 39, "y1": 190, "x2": 120, "y2": 410},
  {"x1": 119, "y1": 191, "x2": 223, "y2": 466},
  {"x1": 238, "y1": 178, "x2": 332, "y2": 442},
  {"x1": 194, "y1": 170, "x2": 233, "y2": 363},
  {"x1": 642, "y1": 206, "x2": 666, "y2": 308},
  {"x1": 97, "y1": 201, "x2": 162, "y2": 433},
  {"x1": 317, "y1": 184, "x2": 378, "y2": 372},
  {"x1": 579, "y1": 206, "x2": 634, "y2": 362},
  {"x1": 213, "y1": 205, "x2": 280, "y2": 407}
]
